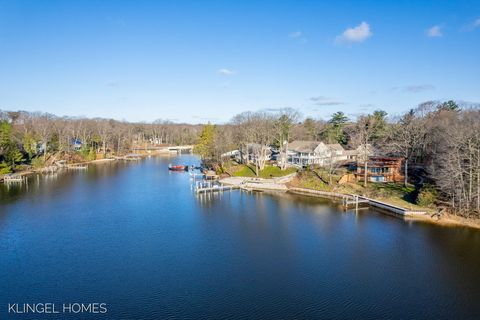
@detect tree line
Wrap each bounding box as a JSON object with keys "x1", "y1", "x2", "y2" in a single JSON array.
[
  {"x1": 195, "y1": 100, "x2": 480, "y2": 218},
  {"x1": 2, "y1": 100, "x2": 479, "y2": 218},
  {"x1": 0, "y1": 110, "x2": 201, "y2": 173}
]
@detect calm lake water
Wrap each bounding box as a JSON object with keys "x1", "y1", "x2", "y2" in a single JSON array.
[{"x1": 1, "y1": 155, "x2": 480, "y2": 319}]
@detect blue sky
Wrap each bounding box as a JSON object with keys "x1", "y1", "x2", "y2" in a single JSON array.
[{"x1": 0, "y1": 0, "x2": 479, "y2": 123}]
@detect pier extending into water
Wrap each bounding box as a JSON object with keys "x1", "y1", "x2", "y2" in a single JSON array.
[
  {"x1": 194, "y1": 181, "x2": 239, "y2": 194},
  {"x1": 342, "y1": 194, "x2": 370, "y2": 210},
  {"x1": 167, "y1": 145, "x2": 194, "y2": 153},
  {"x1": 67, "y1": 163, "x2": 88, "y2": 170},
  {"x1": 288, "y1": 187, "x2": 426, "y2": 217},
  {"x1": 2, "y1": 173, "x2": 26, "y2": 183}
]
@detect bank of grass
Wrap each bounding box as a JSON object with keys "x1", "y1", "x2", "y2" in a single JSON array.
[
  {"x1": 291, "y1": 170, "x2": 333, "y2": 191},
  {"x1": 227, "y1": 163, "x2": 297, "y2": 179},
  {"x1": 366, "y1": 183, "x2": 432, "y2": 212},
  {"x1": 291, "y1": 169, "x2": 433, "y2": 213}
]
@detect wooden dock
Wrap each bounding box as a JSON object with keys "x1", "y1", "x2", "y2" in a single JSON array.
[
  {"x1": 115, "y1": 154, "x2": 141, "y2": 161},
  {"x1": 194, "y1": 181, "x2": 238, "y2": 194},
  {"x1": 167, "y1": 145, "x2": 194, "y2": 153},
  {"x1": 2, "y1": 174, "x2": 26, "y2": 183},
  {"x1": 190, "y1": 172, "x2": 205, "y2": 179},
  {"x1": 287, "y1": 187, "x2": 426, "y2": 216},
  {"x1": 67, "y1": 163, "x2": 88, "y2": 170},
  {"x1": 342, "y1": 195, "x2": 370, "y2": 210}
]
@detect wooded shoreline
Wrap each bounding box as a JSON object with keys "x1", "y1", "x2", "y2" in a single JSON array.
[
  {"x1": 219, "y1": 175, "x2": 480, "y2": 230},
  {"x1": 2, "y1": 154, "x2": 479, "y2": 230},
  {"x1": 2, "y1": 101, "x2": 480, "y2": 222},
  {"x1": 286, "y1": 186, "x2": 480, "y2": 230}
]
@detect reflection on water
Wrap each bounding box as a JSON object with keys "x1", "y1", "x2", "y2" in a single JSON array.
[{"x1": 1, "y1": 155, "x2": 480, "y2": 319}]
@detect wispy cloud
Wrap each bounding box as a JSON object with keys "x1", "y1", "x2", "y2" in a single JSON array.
[
  {"x1": 316, "y1": 101, "x2": 345, "y2": 106},
  {"x1": 107, "y1": 81, "x2": 120, "y2": 87},
  {"x1": 288, "y1": 31, "x2": 307, "y2": 43},
  {"x1": 335, "y1": 22, "x2": 372, "y2": 44},
  {"x1": 310, "y1": 96, "x2": 328, "y2": 102},
  {"x1": 217, "y1": 68, "x2": 236, "y2": 76},
  {"x1": 474, "y1": 18, "x2": 480, "y2": 28},
  {"x1": 463, "y1": 18, "x2": 480, "y2": 31},
  {"x1": 262, "y1": 107, "x2": 288, "y2": 112},
  {"x1": 393, "y1": 84, "x2": 435, "y2": 93},
  {"x1": 426, "y1": 25, "x2": 442, "y2": 37},
  {"x1": 310, "y1": 96, "x2": 345, "y2": 106},
  {"x1": 289, "y1": 31, "x2": 302, "y2": 38}
]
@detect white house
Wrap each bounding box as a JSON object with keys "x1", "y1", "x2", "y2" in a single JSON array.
[
  {"x1": 223, "y1": 144, "x2": 272, "y2": 165},
  {"x1": 286, "y1": 141, "x2": 347, "y2": 167},
  {"x1": 246, "y1": 143, "x2": 272, "y2": 164},
  {"x1": 342, "y1": 144, "x2": 375, "y2": 162}
]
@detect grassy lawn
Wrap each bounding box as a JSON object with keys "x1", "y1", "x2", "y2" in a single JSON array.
[
  {"x1": 226, "y1": 162, "x2": 433, "y2": 212},
  {"x1": 230, "y1": 164, "x2": 297, "y2": 178},
  {"x1": 259, "y1": 165, "x2": 297, "y2": 178},
  {"x1": 291, "y1": 169, "x2": 433, "y2": 212},
  {"x1": 232, "y1": 164, "x2": 256, "y2": 177},
  {"x1": 291, "y1": 170, "x2": 334, "y2": 191}
]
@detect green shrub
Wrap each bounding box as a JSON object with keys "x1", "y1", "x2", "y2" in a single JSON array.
[
  {"x1": 31, "y1": 157, "x2": 45, "y2": 169},
  {"x1": 0, "y1": 161, "x2": 12, "y2": 174},
  {"x1": 80, "y1": 147, "x2": 96, "y2": 161},
  {"x1": 416, "y1": 184, "x2": 437, "y2": 207}
]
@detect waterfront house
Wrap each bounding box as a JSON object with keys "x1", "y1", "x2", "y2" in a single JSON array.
[
  {"x1": 222, "y1": 145, "x2": 272, "y2": 165},
  {"x1": 355, "y1": 156, "x2": 404, "y2": 183},
  {"x1": 343, "y1": 149, "x2": 358, "y2": 162},
  {"x1": 343, "y1": 144, "x2": 375, "y2": 163},
  {"x1": 246, "y1": 143, "x2": 272, "y2": 164},
  {"x1": 286, "y1": 141, "x2": 347, "y2": 167},
  {"x1": 71, "y1": 139, "x2": 82, "y2": 151}
]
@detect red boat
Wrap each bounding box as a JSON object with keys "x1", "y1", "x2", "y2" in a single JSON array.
[{"x1": 168, "y1": 164, "x2": 186, "y2": 171}]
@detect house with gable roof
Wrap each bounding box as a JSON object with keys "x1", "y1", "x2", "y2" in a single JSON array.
[{"x1": 286, "y1": 140, "x2": 348, "y2": 167}]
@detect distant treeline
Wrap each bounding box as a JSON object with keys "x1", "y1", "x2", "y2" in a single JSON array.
[
  {"x1": 2, "y1": 100, "x2": 479, "y2": 217},
  {"x1": 0, "y1": 111, "x2": 201, "y2": 172},
  {"x1": 194, "y1": 100, "x2": 480, "y2": 218}
]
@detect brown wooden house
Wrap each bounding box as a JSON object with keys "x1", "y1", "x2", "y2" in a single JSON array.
[{"x1": 355, "y1": 157, "x2": 404, "y2": 183}]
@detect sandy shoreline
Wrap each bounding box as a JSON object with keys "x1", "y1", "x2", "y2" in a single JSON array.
[{"x1": 406, "y1": 213, "x2": 480, "y2": 229}]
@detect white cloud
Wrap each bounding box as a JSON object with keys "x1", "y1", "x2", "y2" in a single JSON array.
[
  {"x1": 392, "y1": 84, "x2": 435, "y2": 93},
  {"x1": 472, "y1": 18, "x2": 480, "y2": 29},
  {"x1": 217, "y1": 68, "x2": 235, "y2": 76},
  {"x1": 461, "y1": 18, "x2": 480, "y2": 32},
  {"x1": 289, "y1": 31, "x2": 302, "y2": 38},
  {"x1": 426, "y1": 25, "x2": 442, "y2": 37},
  {"x1": 310, "y1": 96, "x2": 345, "y2": 106},
  {"x1": 335, "y1": 22, "x2": 372, "y2": 44},
  {"x1": 288, "y1": 31, "x2": 307, "y2": 43}
]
